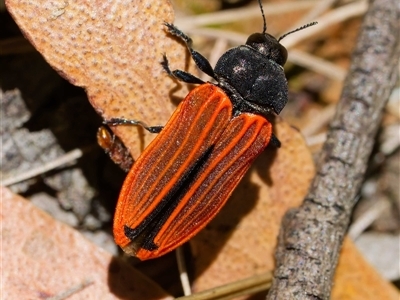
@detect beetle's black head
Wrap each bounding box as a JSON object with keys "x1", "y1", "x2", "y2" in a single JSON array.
[{"x1": 246, "y1": 33, "x2": 287, "y2": 67}]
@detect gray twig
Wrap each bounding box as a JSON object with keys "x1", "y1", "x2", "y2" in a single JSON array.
[{"x1": 267, "y1": 0, "x2": 399, "y2": 298}]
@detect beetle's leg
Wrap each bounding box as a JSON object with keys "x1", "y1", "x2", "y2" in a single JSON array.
[
  {"x1": 104, "y1": 118, "x2": 164, "y2": 134},
  {"x1": 161, "y1": 55, "x2": 205, "y2": 84},
  {"x1": 97, "y1": 126, "x2": 134, "y2": 172},
  {"x1": 99, "y1": 119, "x2": 164, "y2": 170},
  {"x1": 164, "y1": 22, "x2": 217, "y2": 80}
]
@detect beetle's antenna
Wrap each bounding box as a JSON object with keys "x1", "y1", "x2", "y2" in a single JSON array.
[
  {"x1": 278, "y1": 21, "x2": 318, "y2": 42},
  {"x1": 258, "y1": 0, "x2": 267, "y2": 34}
]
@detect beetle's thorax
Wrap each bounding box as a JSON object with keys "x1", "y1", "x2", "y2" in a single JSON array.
[{"x1": 213, "y1": 35, "x2": 289, "y2": 115}]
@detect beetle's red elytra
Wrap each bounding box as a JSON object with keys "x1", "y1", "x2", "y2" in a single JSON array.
[
  {"x1": 105, "y1": 0, "x2": 317, "y2": 260},
  {"x1": 113, "y1": 83, "x2": 272, "y2": 259}
]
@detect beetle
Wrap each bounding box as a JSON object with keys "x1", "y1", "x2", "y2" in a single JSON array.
[{"x1": 105, "y1": 0, "x2": 316, "y2": 260}]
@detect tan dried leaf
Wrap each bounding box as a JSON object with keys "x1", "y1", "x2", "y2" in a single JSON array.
[
  {"x1": 6, "y1": 0, "x2": 191, "y2": 159},
  {"x1": 332, "y1": 237, "x2": 399, "y2": 300},
  {"x1": 1, "y1": 187, "x2": 172, "y2": 299}
]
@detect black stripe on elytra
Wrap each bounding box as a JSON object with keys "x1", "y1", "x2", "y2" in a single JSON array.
[{"x1": 124, "y1": 145, "x2": 215, "y2": 251}]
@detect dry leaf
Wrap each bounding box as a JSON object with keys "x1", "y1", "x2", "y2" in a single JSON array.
[
  {"x1": 332, "y1": 237, "x2": 399, "y2": 300},
  {"x1": 1, "y1": 186, "x2": 172, "y2": 299},
  {"x1": 6, "y1": 0, "x2": 191, "y2": 159}
]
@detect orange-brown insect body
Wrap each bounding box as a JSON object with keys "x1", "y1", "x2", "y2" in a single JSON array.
[{"x1": 113, "y1": 83, "x2": 272, "y2": 260}]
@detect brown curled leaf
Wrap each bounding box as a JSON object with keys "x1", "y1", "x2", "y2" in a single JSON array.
[{"x1": 6, "y1": 0, "x2": 192, "y2": 159}]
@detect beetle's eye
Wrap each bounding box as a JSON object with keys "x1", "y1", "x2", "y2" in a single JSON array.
[
  {"x1": 246, "y1": 33, "x2": 267, "y2": 45},
  {"x1": 246, "y1": 33, "x2": 288, "y2": 66},
  {"x1": 279, "y1": 45, "x2": 288, "y2": 65}
]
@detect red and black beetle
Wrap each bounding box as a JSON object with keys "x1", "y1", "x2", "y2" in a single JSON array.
[{"x1": 104, "y1": 0, "x2": 316, "y2": 260}]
